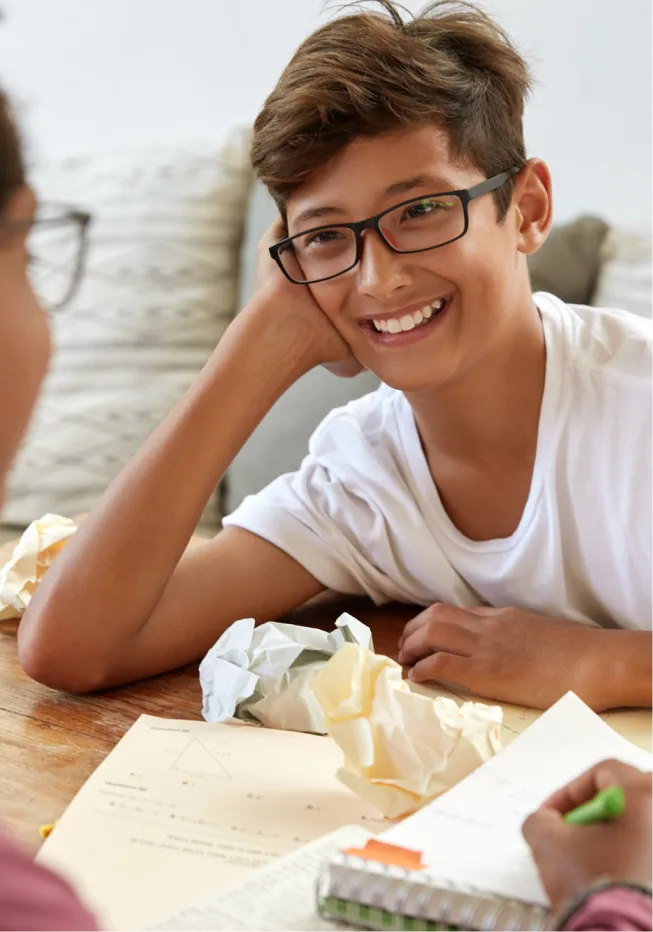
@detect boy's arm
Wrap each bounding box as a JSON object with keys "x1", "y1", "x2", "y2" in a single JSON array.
[
  {"x1": 22, "y1": 526, "x2": 325, "y2": 691},
  {"x1": 398, "y1": 604, "x2": 652, "y2": 711},
  {"x1": 18, "y1": 231, "x2": 354, "y2": 693}
]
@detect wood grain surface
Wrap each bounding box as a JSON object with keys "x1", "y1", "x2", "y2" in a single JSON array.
[{"x1": 0, "y1": 587, "x2": 412, "y2": 851}]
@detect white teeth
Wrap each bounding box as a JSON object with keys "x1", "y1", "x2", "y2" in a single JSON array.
[{"x1": 371, "y1": 297, "x2": 449, "y2": 334}]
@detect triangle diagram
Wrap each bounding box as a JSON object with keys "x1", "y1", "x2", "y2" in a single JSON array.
[{"x1": 171, "y1": 737, "x2": 232, "y2": 779}]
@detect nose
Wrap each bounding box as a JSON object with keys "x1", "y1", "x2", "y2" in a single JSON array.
[{"x1": 356, "y1": 229, "x2": 412, "y2": 301}]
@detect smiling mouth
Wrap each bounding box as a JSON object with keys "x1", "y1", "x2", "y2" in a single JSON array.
[{"x1": 358, "y1": 296, "x2": 452, "y2": 339}]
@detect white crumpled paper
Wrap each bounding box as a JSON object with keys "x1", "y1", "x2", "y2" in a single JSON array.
[
  {"x1": 199, "y1": 613, "x2": 372, "y2": 734},
  {"x1": 310, "y1": 642, "x2": 503, "y2": 819},
  {"x1": 0, "y1": 514, "x2": 77, "y2": 621}
]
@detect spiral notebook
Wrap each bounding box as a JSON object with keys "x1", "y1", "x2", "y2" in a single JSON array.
[{"x1": 317, "y1": 692, "x2": 653, "y2": 932}]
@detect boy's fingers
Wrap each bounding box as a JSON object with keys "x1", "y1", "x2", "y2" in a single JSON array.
[
  {"x1": 522, "y1": 807, "x2": 566, "y2": 853},
  {"x1": 400, "y1": 607, "x2": 436, "y2": 642},
  {"x1": 398, "y1": 613, "x2": 423, "y2": 653},
  {"x1": 399, "y1": 619, "x2": 475, "y2": 665},
  {"x1": 542, "y1": 759, "x2": 644, "y2": 814},
  {"x1": 401, "y1": 603, "x2": 467, "y2": 638},
  {"x1": 407, "y1": 651, "x2": 476, "y2": 687},
  {"x1": 400, "y1": 604, "x2": 475, "y2": 648},
  {"x1": 259, "y1": 217, "x2": 286, "y2": 250}
]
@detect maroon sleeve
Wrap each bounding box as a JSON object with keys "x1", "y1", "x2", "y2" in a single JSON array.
[
  {"x1": 0, "y1": 830, "x2": 98, "y2": 931},
  {"x1": 562, "y1": 886, "x2": 653, "y2": 932}
]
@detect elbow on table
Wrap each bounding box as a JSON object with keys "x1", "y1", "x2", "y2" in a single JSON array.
[{"x1": 17, "y1": 609, "x2": 110, "y2": 694}]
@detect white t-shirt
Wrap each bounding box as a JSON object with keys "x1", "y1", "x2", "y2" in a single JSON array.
[{"x1": 224, "y1": 293, "x2": 652, "y2": 631}]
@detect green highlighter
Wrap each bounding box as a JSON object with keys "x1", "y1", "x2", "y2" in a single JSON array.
[{"x1": 564, "y1": 784, "x2": 626, "y2": 825}]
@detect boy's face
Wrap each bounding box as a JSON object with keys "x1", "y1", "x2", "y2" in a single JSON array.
[
  {"x1": 0, "y1": 186, "x2": 51, "y2": 507},
  {"x1": 285, "y1": 125, "x2": 540, "y2": 392}
]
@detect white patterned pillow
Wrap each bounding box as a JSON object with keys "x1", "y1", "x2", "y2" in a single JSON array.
[
  {"x1": 593, "y1": 228, "x2": 652, "y2": 318},
  {"x1": 4, "y1": 131, "x2": 253, "y2": 530}
]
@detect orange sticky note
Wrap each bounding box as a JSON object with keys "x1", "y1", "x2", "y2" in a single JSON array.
[{"x1": 344, "y1": 838, "x2": 425, "y2": 871}]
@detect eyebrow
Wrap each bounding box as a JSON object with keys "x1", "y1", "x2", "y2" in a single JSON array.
[{"x1": 292, "y1": 175, "x2": 455, "y2": 227}]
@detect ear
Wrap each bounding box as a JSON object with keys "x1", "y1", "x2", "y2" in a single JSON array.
[{"x1": 512, "y1": 159, "x2": 553, "y2": 256}]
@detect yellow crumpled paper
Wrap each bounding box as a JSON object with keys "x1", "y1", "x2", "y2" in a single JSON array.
[
  {"x1": 0, "y1": 514, "x2": 77, "y2": 620},
  {"x1": 310, "y1": 642, "x2": 503, "y2": 819}
]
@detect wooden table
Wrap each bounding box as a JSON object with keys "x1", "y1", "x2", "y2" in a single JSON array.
[
  {"x1": 0, "y1": 594, "x2": 415, "y2": 852},
  {"x1": 1, "y1": 584, "x2": 651, "y2": 856}
]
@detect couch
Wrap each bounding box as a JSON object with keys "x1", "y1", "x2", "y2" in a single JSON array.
[{"x1": 1, "y1": 134, "x2": 650, "y2": 546}]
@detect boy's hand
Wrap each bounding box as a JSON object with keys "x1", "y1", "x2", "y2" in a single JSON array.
[
  {"x1": 522, "y1": 759, "x2": 652, "y2": 911},
  {"x1": 397, "y1": 604, "x2": 651, "y2": 710},
  {"x1": 239, "y1": 219, "x2": 361, "y2": 378}
]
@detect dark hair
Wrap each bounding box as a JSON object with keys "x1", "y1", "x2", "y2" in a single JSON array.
[
  {"x1": 252, "y1": 0, "x2": 531, "y2": 218},
  {"x1": 0, "y1": 90, "x2": 25, "y2": 213}
]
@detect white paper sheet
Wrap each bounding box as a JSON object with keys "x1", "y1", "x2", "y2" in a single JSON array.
[
  {"x1": 37, "y1": 716, "x2": 386, "y2": 931},
  {"x1": 383, "y1": 692, "x2": 653, "y2": 907},
  {"x1": 148, "y1": 825, "x2": 369, "y2": 931}
]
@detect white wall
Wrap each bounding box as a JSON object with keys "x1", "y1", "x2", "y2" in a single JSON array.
[{"x1": 0, "y1": 0, "x2": 650, "y2": 228}]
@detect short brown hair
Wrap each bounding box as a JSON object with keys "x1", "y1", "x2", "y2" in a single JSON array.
[{"x1": 252, "y1": 0, "x2": 531, "y2": 218}]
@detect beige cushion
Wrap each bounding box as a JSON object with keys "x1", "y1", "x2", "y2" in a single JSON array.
[
  {"x1": 593, "y1": 228, "x2": 652, "y2": 317},
  {"x1": 5, "y1": 133, "x2": 253, "y2": 530}
]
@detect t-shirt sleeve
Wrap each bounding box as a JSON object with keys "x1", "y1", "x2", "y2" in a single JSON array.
[
  {"x1": 223, "y1": 449, "x2": 388, "y2": 602},
  {"x1": 223, "y1": 390, "x2": 431, "y2": 606}
]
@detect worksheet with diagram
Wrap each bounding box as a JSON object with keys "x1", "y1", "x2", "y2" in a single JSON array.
[{"x1": 37, "y1": 715, "x2": 385, "y2": 931}]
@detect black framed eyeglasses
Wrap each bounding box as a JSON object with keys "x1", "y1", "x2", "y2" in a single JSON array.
[
  {"x1": 270, "y1": 168, "x2": 520, "y2": 285},
  {"x1": 1, "y1": 203, "x2": 91, "y2": 311}
]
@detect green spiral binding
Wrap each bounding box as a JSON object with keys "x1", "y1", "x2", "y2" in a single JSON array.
[{"x1": 318, "y1": 894, "x2": 460, "y2": 931}]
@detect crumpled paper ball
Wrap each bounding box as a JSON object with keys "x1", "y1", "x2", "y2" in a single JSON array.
[
  {"x1": 199, "y1": 612, "x2": 372, "y2": 734},
  {"x1": 310, "y1": 642, "x2": 503, "y2": 819},
  {"x1": 0, "y1": 514, "x2": 77, "y2": 621}
]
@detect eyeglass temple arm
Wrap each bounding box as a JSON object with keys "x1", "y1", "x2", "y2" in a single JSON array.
[{"x1": 467, "y1": 167, "x2": 521, "y2": 201}]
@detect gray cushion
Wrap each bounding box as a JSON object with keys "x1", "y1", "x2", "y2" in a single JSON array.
[
  {"x1": 527, "y1": 215, "x2": 610, "y2": 305},
  {"x1": 225, "y1": 183, "x2": 379, "y2": 513}
]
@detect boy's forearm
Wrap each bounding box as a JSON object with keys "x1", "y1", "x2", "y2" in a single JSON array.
[
  {"x1": 595, "y1": 630, "x2": 652, "y2": 710},
  {"x1": 18, "y1": 304, "x2": 316, "y2": 674}
]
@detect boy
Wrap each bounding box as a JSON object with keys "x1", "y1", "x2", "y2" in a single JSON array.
[{"x1": 18, "y1": 0, "x2": 651, "y2": 710}]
